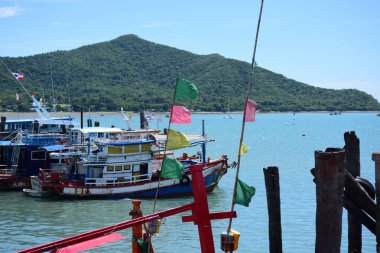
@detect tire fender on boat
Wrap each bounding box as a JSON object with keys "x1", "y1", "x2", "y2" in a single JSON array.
[
  {"x1": 180, "y1": 175, "x2": 191, "y2": 186},
  {"x1": 355, "y1": 176, "x2": 375, "y2": 200}
]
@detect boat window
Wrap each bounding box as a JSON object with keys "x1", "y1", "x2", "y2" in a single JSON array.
[
  {"x1": 107, "y1": 166, "x2": 114, "y2": 172},
  {"x1": 124, "y1": 145, "x2": 139, "y2": 153},
  {"x1": 109, "y1": 146, "x2": 122, "y2": 154},
  {"x1": 141, "y1": 144, "x2": 151, "y2": 152},
  {"x1": 50, "y1": 159, "x2": 59, "y2": 163},
  {"x1": 124, "y1": 165, "x2": 131, "y2": 171},
  {"x1": 31, "y1": 150, "x2": 46, "y2": 160},
  {"x1": 133, "y1": 164, "x2": 140, "y2": 172},
  {"x1": 115, "y1": 165, "x2": 122, "y2": 171}
]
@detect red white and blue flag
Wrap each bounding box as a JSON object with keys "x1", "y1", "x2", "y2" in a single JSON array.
[{"x1": 12, "y1": 72, "x2": 24, "y2": 80}]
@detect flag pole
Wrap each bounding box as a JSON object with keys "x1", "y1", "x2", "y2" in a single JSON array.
[
  {"x1": 152, "y1": 78, "x2": 179, "y2": 214},
  {"x1": 226, "y1": 0, "x2": 265, "y2": 235}
]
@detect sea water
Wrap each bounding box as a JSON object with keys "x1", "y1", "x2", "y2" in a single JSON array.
[{"x1": 1, "y1": 112, "x2": 379, "y2": 252}]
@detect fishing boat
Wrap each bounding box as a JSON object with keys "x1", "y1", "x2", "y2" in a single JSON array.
[
  {"x1": 0, "y1": 76, "x2": 77, "y2": 189},
  {"x1": 0, "y1": 132, "x2": 71, "y2": 190},
  {"x1": 24, "y1": 127, "x2": 229, "y2": 198}
]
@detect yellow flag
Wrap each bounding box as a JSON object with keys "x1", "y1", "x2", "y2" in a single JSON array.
[
  {"x1": 166, "y1": 129, "x2": 190, "y2": 150},
  {"x1": 239, "y1": 143, "x2": 249, "y2": 156}
]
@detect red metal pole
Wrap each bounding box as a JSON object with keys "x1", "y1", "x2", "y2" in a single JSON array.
[{"x1": 190, "y1": 164, "x2": 216, "y2": 253}]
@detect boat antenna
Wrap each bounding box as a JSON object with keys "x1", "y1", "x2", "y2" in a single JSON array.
[
  {"x1": 50, "y1": 60, "x2": 56, "y2": 112},
  {"x1": 226, "y1": 0, "x2": 265, "y2": 234}
]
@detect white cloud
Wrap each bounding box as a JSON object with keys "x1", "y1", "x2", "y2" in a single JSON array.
[{"x1": 0, "y1": 6, "x2": 24, "y2": 19}]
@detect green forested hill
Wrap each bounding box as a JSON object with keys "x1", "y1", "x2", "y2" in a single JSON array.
[{"x1": 0, "y1": 34, "x2": 379, "y2": 112}]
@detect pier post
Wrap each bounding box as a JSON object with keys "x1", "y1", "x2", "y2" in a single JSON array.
[
  {"x1": 372, "y1": 153, "x2": 380, "y2": 253},
  {"x1": 0, "y1": 116, "x2": 5, "y2": 131},
  {"x1": 80, "y1": 107, "x2": 83, "y2": 129},
  {"x1": 263, "y1": 166, "x2": 283, "y2": 253},
  {"x1": 130, "y1": 200, "x2": 143, "y2": 253},
  {"x1": 315, "y1": 148, "x2": 345, "y2": 253},
  {"x1": 344, "y1": 131, "x2": 361, "y2": 253}
]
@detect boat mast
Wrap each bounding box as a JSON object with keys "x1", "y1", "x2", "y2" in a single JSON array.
[
  {"x1": 50, "y1": 61, "x2": 56, "y2": 112},
  {"x1": 202, "y1": 120, "x2": 206, "y2": 165}
]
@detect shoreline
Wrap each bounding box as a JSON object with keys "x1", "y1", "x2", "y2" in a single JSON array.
[{"x1": 0, "y1": 110, "x2": 379, "y2": 117}]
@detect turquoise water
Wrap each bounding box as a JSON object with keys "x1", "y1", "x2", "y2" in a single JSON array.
[{"x1": 1, "y1": 112, "x2": 379, "y2": 252}]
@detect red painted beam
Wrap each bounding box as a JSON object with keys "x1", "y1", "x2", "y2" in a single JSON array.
[
  {"x1": 18, "y1": 203, "x2": 194, "y2": 253},
  {"x1": 190, "y1": 164, "x2": 216, "y2": 253},
  {"x1": 182, "y1": 211, "x2": 237, "y2": 223}
]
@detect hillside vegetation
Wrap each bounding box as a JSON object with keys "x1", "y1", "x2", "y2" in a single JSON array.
[{"x1": 1, "y1": 34, "x2": 379, "y2": 112}]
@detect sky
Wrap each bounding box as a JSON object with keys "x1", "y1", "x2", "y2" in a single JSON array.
[{"x1": 1, "y1": 0, "x2": 379, "y2": 101}]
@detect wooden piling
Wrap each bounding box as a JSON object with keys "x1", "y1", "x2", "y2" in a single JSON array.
[
  {"x1": 344, "y1": 131, "x2": 361, "y2": 253},
  {"x1": 372, "y1": 153, "x2": 380, "y2": 253},
  {"x1": 130, "y1": 200, "x2": 143, "y2": 253},
  {"x1": 315, "y1": 148, "x2": 345, "y2": 253},
  {"x1": 311, "y1": 168, "x2": 376, "y2": 235},
  {"x1": 263, "y1": 166, "x2": 282, "y2": 253}
]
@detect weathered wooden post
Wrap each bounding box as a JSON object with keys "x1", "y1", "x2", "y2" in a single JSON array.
[
  {"x1": 263, "y1": 166, "x2": 282, "y2": 253},
  {"x1": 372, "y1": 152, "x2": 380, "y2": 253},
  {"x1": 315, "y1": 148, "x2": 345, "y2": 253},
  {"x1": 130, "y1": 200, "x2": 143, "y2": 253},
  {"x1": 344, "y1": 131, "x2": 361, "y2": 253},
  {"x1": 0, "y1": 116, "x2": 6, "y2": 132}
]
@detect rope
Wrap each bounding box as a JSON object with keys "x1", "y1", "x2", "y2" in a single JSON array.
[{"x1": 226, "y1": 0, "x2": 265, "y2": 237}]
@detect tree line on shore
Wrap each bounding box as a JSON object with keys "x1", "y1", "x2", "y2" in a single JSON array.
[{"x1": 1, "y1": 34, "x2": 379, "y2": 113}]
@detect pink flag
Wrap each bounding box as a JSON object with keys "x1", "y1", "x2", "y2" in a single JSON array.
[
  {"x1": 244, "y1": 99, "x2": 256, "y2": 122},
  {"x1": 170, "y1": 106, "x2": 191, "y2": 124}
]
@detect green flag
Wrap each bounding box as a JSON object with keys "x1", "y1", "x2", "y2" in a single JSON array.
[
  {"x1": 161, "y1": 157, "x2": 183, "y2": 179},
  {"x1": 166, "y1": 129, "x2": 190, "y2": 150},
  {"x1": 174, "y1": 78, "x2": 198, "y2": 100},
  {"x1": 235, "y1": 179, "x2": 256, "y2": 207}
]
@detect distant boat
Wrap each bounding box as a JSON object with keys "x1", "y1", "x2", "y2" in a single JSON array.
[{"x1": 224, "y1": 115, "x2": 234, "y2": 119}]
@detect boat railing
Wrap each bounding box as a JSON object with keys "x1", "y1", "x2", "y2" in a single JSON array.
[
  {"x1": 0, "y1": 167, "x2": 14, "y2": 175},
  {"x1": 18, "y1": 133, "x2": 66, "y2": 146},
  {"x1": 85, "y1": 156, "x2": 108, "y2": 163},
  {"x1": 84, "y1": 173, "x2": 151, "y2": 186},
  {"x1": 85, "y1": 151, "x2": 152, "y2": 164}
]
